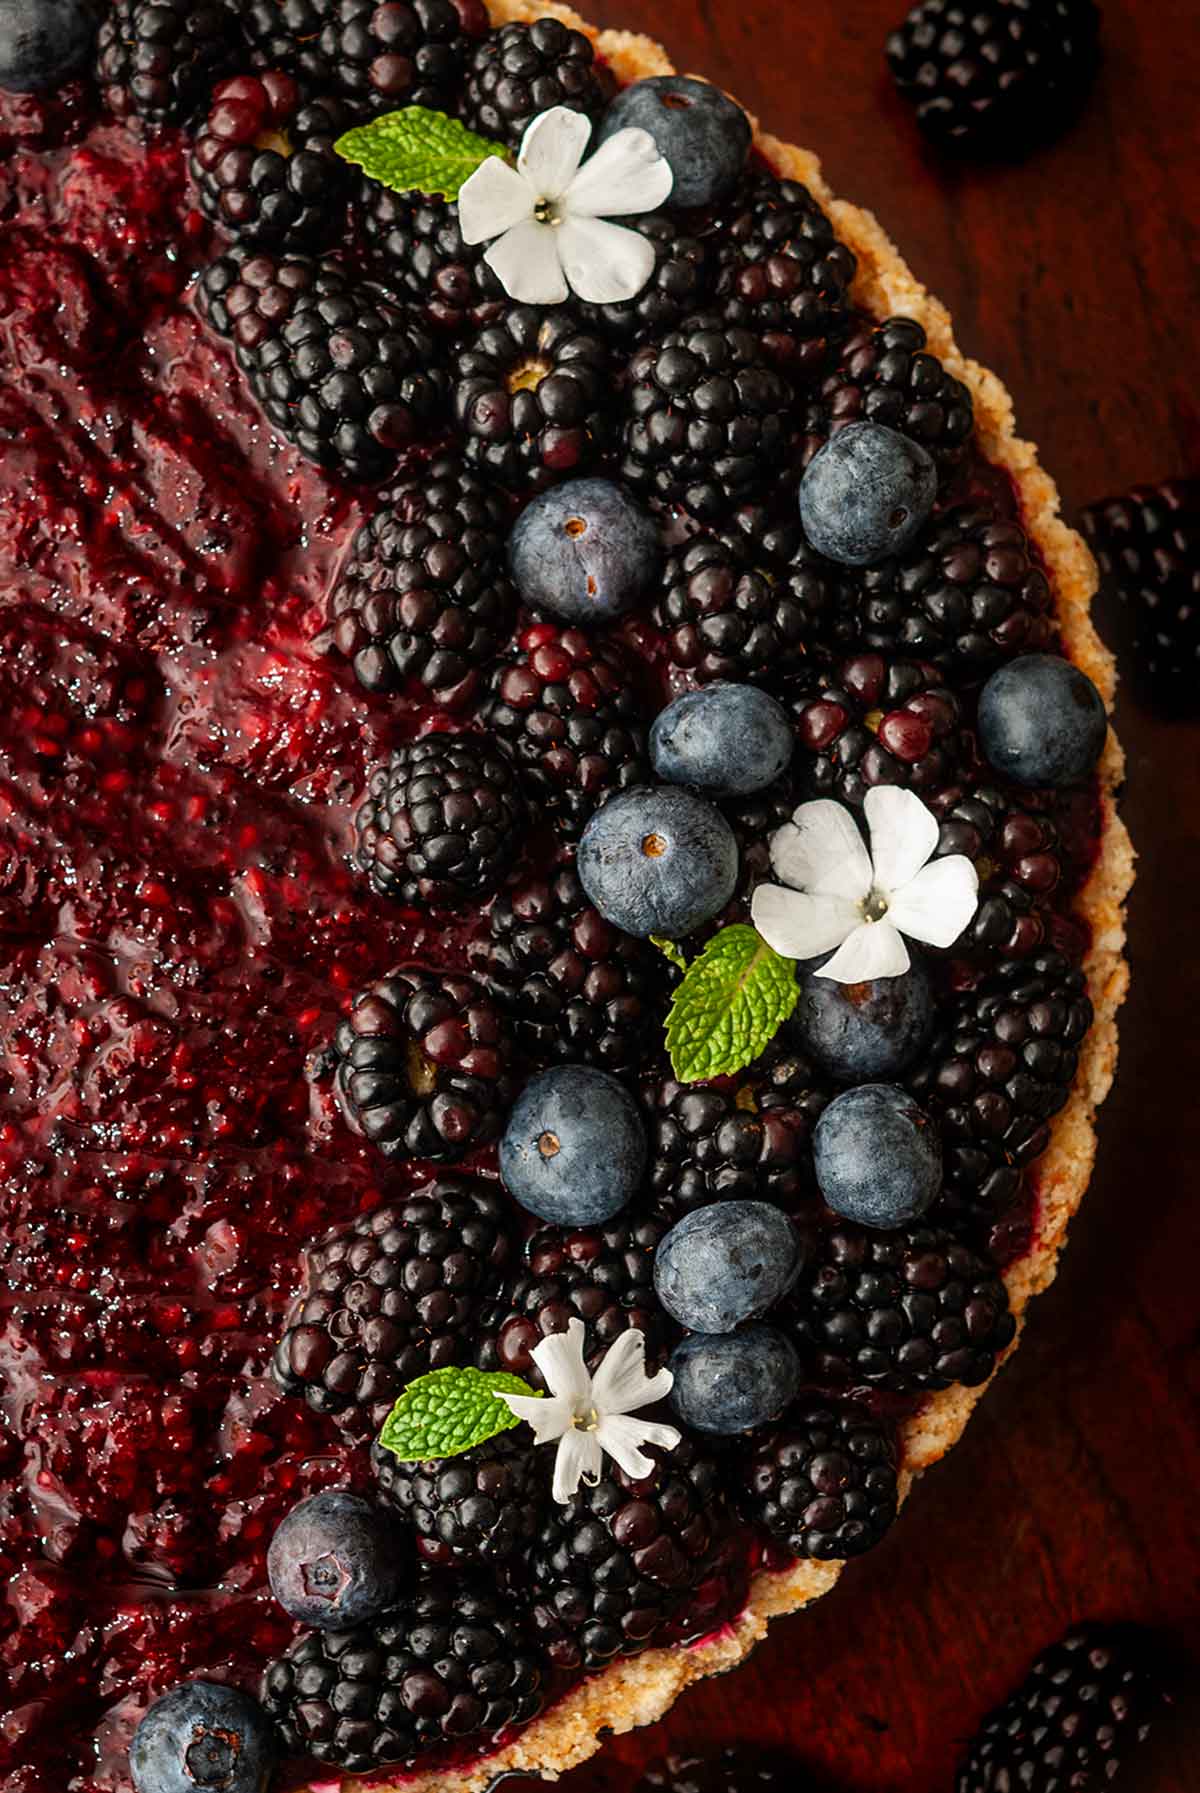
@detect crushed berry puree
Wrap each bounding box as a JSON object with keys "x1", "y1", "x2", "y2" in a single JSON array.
[{"x1": 0, "y1": 77, "x2": 1100, "y2": 1793}]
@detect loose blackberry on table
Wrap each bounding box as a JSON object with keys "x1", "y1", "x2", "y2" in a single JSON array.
[
  {"x1": 454, "y1": 304, "x2": 612, "y2": 490},
  {"x1": 190, "y1": 76, "x2": 351, "y2": 252},
  {"x1": 261, "y1": 1578, "x2": 543, "y2": 1770},
  {"x1": 330, "y1": 966, "x2": 516, "y2": 1161},
  {"x1": 272, "y1": 1178, "x2": 512, "y2": 1433},
  {"x1": 736, "y1": 1400, "x2": 899, "y2": 1560},
  {"x1": 476, "y1": 1216, "x2": 669, "y2": 1387},
  {"x1": 196, "y1": 248, "x2": 448, "y2": 481},
  {"x1": 474, "y1": 867, "x2": 663, "y2": 1076},
  {"x1": 621, "y1": 313, "x2": 794, "y2": 522},
  {"x1": 327, "y1": 453, "x2": 516, "y2": 703},
  {"x1": 354, "y1": 733, "x2": 524, "y2": 906},
  {"x1": 460, "y1": 17, "x2": 613, "y2": 150},
  {"x1": 1081, "y1": 477, "x2": 1200, "y2": 706},
  {"x1": 481, "y1": 622, "x2": 649, "y2": 833},
  {"x1": 359, "y1": 183, "x2": 505, "y2": 336}
]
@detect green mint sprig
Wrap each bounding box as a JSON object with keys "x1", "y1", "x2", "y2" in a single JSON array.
[
  {"x1": 334, "y1": 105, "x2": 509, "y2": 200},
  {"x1": 664, "y1": 923, "x2": 799, "y2": 1083},
  {"x1": 378, "y1": 1365, "x2": 538, "y2": 1462}
]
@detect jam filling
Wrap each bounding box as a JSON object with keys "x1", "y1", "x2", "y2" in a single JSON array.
[{"x1": 0, "y1": 79, "x2": 1100, "y2": 1793}]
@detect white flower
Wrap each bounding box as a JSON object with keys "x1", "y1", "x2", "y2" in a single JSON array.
[
  {"x1": 498, "y1": 1318, "x2": 681, "y2": 1504},
  {"x1": 457, "y1": 105, "x2": 674, "y2": 307},
  {"x1": 750, "y1": 786, "x2": 979, "y2": 984}
]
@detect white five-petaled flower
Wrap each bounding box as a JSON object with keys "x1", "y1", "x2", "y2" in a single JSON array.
[
  {"x1": 498, "y1": 1319, "x2": 680, "y2": 1504},
  {"x1": 456, "y1": 105, "x2": 674, "y2": 307},
  {"x1": 750, "y1": 786, "x2": 980, "y2": 984}
]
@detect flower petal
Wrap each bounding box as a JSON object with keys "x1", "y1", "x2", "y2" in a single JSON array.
[
  {"x1": 886, "y1": 854, "x2": 980, "y2": 948},
  {"x1": 590, "y1": 1330, "x2": 672, "y2": 1414},
  {"x1": 499, "y1": 1390, "x2": 573, "y2": 1445},
  {"x1": 863, "y1": 785, "x2": 939, "y2": 895},
  {"x1": 483, "y1": 218, "x2": 569, "y2": 305},
  {"x1": 530, "y1": 1317, "x2": 592, "y2": 1404},
  {"x1": 552, "y1": 1428, "x2": 602, "y2": 1503},
  {"x1": 751, "y1": 883, "x2": 860, "y2": 961},
  {"x1": 555, "y1": 215, "x2": 656, "y2": 304},
  {"x1": 563, "y1": 125, "x2": 674, "y2": 217},
  {"x1": 769, "y1": 801, "x2": 873, "y2": 903},
  {"x1": 817, "y1": 919, "x2": 911, "y2": 983},
  {"x1": 457, "y1": 154, "x2": 535, "y2": 246},
  {"x1": 596, "y1": 1412, "x2": 681, "y2": 1483},
  {"x1": 517, "y1": 105, "x2": 592, "y2": 198}
]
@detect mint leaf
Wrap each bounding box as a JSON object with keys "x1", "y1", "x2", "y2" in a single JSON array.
[
  {"x1": 650, "y1": 935, "x2": 689, "y2": 976},
  {"x1": 378, "y1": 1366, "x2": 538, "y2": 1462},
  {"x1": 664, "y1": 924, "x2": 799, "y2": 1083},
  {"x1": 335, "y1": 105, "x2": 508, "y2": 200}
]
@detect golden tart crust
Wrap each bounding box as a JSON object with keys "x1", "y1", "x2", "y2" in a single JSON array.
[{"x1": 324, "y1": 5, "x2": 1135, "y2": 1784}]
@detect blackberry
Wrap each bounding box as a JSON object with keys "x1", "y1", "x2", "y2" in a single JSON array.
[
  {"x1": 96, "y1": 0, "x2": 239, "y2": 124},
  {"x1": 272, "y1": 1178, "x2": 512, "y2": 1432},
  {"x1": 354, "y1": 734, "x2": 524, "y2": 907},
  {"x1": 243, "y1": 0, "x2": 333, "y2": 85},
  {"x1": 1081, "y1": 478, "x2": 1200, "y2": 706},
  {"x1": 476, "y1": 1217, "x2": 669, "y2": 1388},
  {"x1": 621, "y1": 315, "x2": 794, "y2": 523},
  {"x1": 725, "y1": 766, "x2": 801, "y2": 900},
  {"x1": 196, "y1": 249, "x2": 448, "y2": 482},
  {"x1": 936, "y1": 783, "x2": 1066, "y2": 961},
  {"x1": 788, "y1": 652, "x2": 965, "y2": 808},
  {"x1": 638, "y1": 1748, "x2": 823, "y2": 1793},
  {"x1": 261, "y1": 1578, "x2": 542, "y2": 1770},
  {"x1": 472, "y1": 867, "x2": 662, "y2": 1076},
  {"x1": 481, "y1": 623, "x2": 650, "y2": 834},
  {"x1": 736, "y1": 1401, "x2": 899, "y2": 1560},
  {"x1": 887, "y1": 0, "x2": 1101, "y2": 155},
  {"x1": 331, "y1": 966, "x2": 516, "y2": 1161},
  {"x1": 793, "y1": 1221, "x2": 1016, "y2": 1393},
  {"x1": 190, "y1": 75, "x2": 350, "y2": 251},
  {"x1": 655, "y1": 532, "x2": 848, "y2": 684},
  {"x1": 577, "y1": 213, "x2": 716, "y2": 343},
  {"x1": 804, "y1": 315, "x2": 974, "y2": 470},
  {"x1": 530, "y1": 1440, "x2": 723, "y2": 1670},
  {"x1": 713, "y1": 174, "x2": 857, "y2": 380},
  {"x1": 853, "y1": 503, "x2": 1056, "y2": 672},
  {"x1": 372, "y1": 1430, "x2": 542, "y2": 1566},
  {"x1": 909, "y1": 950, "x2": 1092, "y2": 1242},
  {"x1": 461, "y1": 17, "x2": 613, "y2": 151},
  {"x1": 644, "y1": 1051, "x2": 828, "y2": 1222},
  {"x1": 327, "y1": 455, "x2": 515, "y2": 704},
  {"x1": 360, "y1": 184, "x2": 504, "y2": 336},
  {"x1": 454, "y1": 306, "x2": 611, "y2": 491},
  {"x1": 319, "y1": 0, "x2": 488, "y2": 111},
  {"x1": 957, "y1": 1623, "x2": 1162, "y2": 1793}
]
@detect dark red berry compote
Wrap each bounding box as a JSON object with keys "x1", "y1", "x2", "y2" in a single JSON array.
[{"x1": 0, "y1": 19, "x2": 1111, "y2": 1793}]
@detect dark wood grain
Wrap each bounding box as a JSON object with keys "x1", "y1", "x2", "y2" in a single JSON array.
[{"x1": 513, "y1": 2, "x2": 1200, "y2": 1787}]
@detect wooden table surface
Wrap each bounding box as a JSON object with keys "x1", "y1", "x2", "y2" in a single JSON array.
[{"x1": 516, "y1": 3, "x2": 1200, "y2": 1788}]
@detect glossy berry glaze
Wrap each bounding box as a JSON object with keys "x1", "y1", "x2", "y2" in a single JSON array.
[{"x1": 0, "y1": 80, "x2": 1099, "y2": 1793}]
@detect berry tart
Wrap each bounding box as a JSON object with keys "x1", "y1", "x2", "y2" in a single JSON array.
[{"x1": 0, "y1": 3, "x2": 1132, "y2": 1793}]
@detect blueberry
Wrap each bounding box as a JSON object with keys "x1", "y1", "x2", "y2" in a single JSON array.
[
  {"x1": 786, "y1": 954, "x2": 935, "y2": 1083},
  {"x1": 799, "y1": 421, "x2": 938, "y2": 567},
  {"x1": 130, "y1": 1682, "x2": 276, "y2": 1793},
  {"x1": 596, "y1": 75, "x2": 751, "y2": 208},
  {"x1": 0, "y1": 0, "x2": 95, "y2": 91},
  {"x1": 499, "y1": 1064, "x2": 647, "y2": 1225},
  {"x1": 668, "y1": 1325, "x2": 801, "y2": 1435},
  {"x1": 508, "y1": 478, "x2": 661, "y2": 625},
  {"x1": 650, "y1": 683, "x2": 793, "y2": 798},
  {"x1": 577, "y1": 785, "x2": 739, "y2": 938},
  {"x1": 977, "y1": 652, "x2": 1107, "y2": 788},
  {"x1": 267, "y1": 1490, "x2": 407, "y2": 1628},
  {"x1": 654, "y1": 1200, "x2": 805, "y2": 1334},
  {"x1": 813, "y1": 1084, "x2": 942, "y2": 1229}
]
